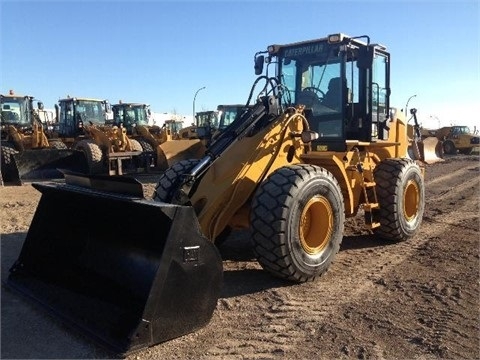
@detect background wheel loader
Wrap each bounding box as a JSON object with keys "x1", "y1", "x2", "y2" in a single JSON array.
[
  {"x1": 407, "y1": 108, "x2": 444, "y2": 164},
  {"x1": 421, "y1": 125, "x2": 479, "y2": 155},
  {"x1": 8, "y1": 33, "x2": 430, "y2": 355},
  {"x1": 111, "y1": 101, "x2": 206, "y2": 172},
  {"x1": 194, "y1": 104, "x2": 252, "y2": 144},
  {"x1": 1, "y1": 90, "x2": 85, "y2": 184},
  {"x1": 52, "y1": 96, "x2": 151, "y2": 175}
]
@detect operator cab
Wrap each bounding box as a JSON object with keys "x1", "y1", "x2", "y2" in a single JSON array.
[
  {"x1": 256, "y1": 33, "x2": 391, "y2": 151},
  {"x1": 56, "y1": 98, "x2": 110, "y2": 137},
  {"x1": 1, "y1": 93, "x2": 34, "y2": 127},
  {"x1": 111, "y1": 103, "x2": 151, "y2": 134}
]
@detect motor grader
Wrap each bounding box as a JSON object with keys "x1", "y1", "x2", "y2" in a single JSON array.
[
  {"x1": 0, "y1": 90, "x2": 83, "y2": 184},
  {"x1": 7, "y1": 33, "x2": 432, "y2": 355},
  {"x1": 111, "y1": 102, "x2": 206, "y2": 171},
  {"x1": 53, "y1": 96, "x2": 151, "y2": 175}
]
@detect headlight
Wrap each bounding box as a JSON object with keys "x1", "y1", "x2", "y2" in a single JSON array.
[{"x1": 328, "y1": 33, "x2": 345, "y2": 44}]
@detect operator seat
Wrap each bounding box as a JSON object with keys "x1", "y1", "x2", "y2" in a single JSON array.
[{"x1": 322, "y1": 77, "x2": 346, "y2": 111}]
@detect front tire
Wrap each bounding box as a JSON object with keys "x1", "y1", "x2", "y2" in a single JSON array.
[
  {"x1": 1, "y1": 142, "x2": 19, "y2": 184},
  {"x1": 251, "y1": 164, "x2": 345, "y2": 283},
  {"x1": 129, "y1": 139, "x2": 143, "y2": 152},
  {"x1": 74, "y1": 140, "x2": 104, "y2": 174},
  {"x1": 443, "y1": 141, "x2": 456, "y2": 155},
  {"x1": 153, "y1": 159, "x2": 200, "y2": 202},
  {"x1": 373, "y1": 158, "x2": 425, "y2": 242},
  {"x1": 49, "y1": 140, "x2": 67, "y2": 149}
]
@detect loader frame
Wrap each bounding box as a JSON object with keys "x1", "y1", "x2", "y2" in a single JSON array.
[{"x1": 7, "y1": 32, "x2": 428, "y2": 355}]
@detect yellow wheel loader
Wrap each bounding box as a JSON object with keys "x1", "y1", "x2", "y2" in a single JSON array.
[
  {"x1": 217, "y1": 104, "x2": 251, "y2": 130},
  {"x1": 194, "y1": 105, "x2": 252, "y2": 144},
  {"x1": 53, "y1": 97, "x2": 150, "y2": 175},
  {"x1": 407, "y1": 108, "x2": 444, "y2": 164},
  {"x1": 430, "y1": 125, "x2": 479, "y2": 155},
  {"x1": 1, "y1": 91, "x2": 85, "y2": 184},
  {"x1": 111, "y1": 102, "x2": 206, "y2": 172},
  {"x1": 8, "y1": 33, "x2": 430, "y2": 354}
]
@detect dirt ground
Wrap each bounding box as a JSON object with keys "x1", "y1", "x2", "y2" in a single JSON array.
[{"x1": 1, "y1": 154, "x2": 479, "y2": 359}]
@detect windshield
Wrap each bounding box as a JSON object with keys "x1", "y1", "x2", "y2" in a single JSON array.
[
  {"x1": 113, "y1": 105, "x2": 149, "y2": 126},
  {"x1": 75, "y1": 100, "x2": 106, "y2": 125},
  {"x1": 165, "y1": 120, "x2": 183, "y2": 133},
  {"x1": 452, "y1": 126, "x2": 471, "y2": 135},
  {"x1": 1, "y1": 96, "x2": 31, "y2": 125},
  {"x1": 196, "y1": 112, "x2": 219, "y2": 128},
  {"x1": 279, "y1": 42, "x2": 341, "y2": 114},
  {"x1": 278, "y1": 41, "x2": 343, "y2": 137},
  {"x1": 218, "y1": 107, "x2": 242, "y2": 130}
]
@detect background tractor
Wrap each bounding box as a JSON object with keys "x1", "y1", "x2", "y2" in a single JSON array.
[
  {"x1": 8, "y1": 33, "x2": 429, "y2": 354},
  {"x1": 1, "y1": 90, "x2": 83, "y2": 184}
]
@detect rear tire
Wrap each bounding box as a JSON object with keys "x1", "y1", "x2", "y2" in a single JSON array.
[
  {"x1": 373, "y1": 158, "x2": 425, "y2": 242},
  {"x1": 251, "y1": 164, "x2": 345, "y2": 283},
  {"x1": 137, "y1": 137, "x2": 156, "y2": 168},
  {"x1": 443, "y1": 141, "x2": 456, "y2": 155},
  {"x1": 137, "y1": 137, "x2": 154, "y2": 152},
  {"x1": 129, "y1": 139, "x2": 143, "y2": 151},
  {"x1": 153, "y1": 159, "x2": 200, "y2": 202},
  {"x1": 74, "y1": 140, "x2": 104, "y2": 174},
  {"x1": 49, "y1": 140, "x2": 67, "y2": 149},
  {"x1": 1, "y1": 142, "x2": 19, "y2": 183}
]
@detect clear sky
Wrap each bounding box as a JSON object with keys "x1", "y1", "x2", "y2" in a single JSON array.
[{"x1": 1, "y1": 0, "x2": 479, "y2": 129}]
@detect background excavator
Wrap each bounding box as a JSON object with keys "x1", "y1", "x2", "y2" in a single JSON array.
[
  {"x1": 1, "y1": 90, "x2": 84, "y2": 184},
  {"x1": 8, "y1": 33, "x2": 433, "y2": 355}
]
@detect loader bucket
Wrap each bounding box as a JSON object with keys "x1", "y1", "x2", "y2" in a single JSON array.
[
  {"x1": 157, "y1": 140, "x2": 207, "y2": 170},
  {"x1": 7, "y1": 181, "x2": 223, "y2": 355},
  {"x1": 408, "y1": 137, "x2": 444, "y2": 164},
  {"x1": 10, "y1": 149, "x2": 88, "y2": 184}
]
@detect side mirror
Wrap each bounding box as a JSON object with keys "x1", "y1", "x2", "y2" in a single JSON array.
[
  {"x1": 54, "y1": 103, "x2": 60, "y2": 121},
  {"x1": 37, "y1": 101, "x2": 44, "y2": 110},
  {"x1": 254, "y1": 55, "x2": 265, "y2": 75},
  {"x1": 357, "y1": 46, "x2": 374, "y2": 69}
]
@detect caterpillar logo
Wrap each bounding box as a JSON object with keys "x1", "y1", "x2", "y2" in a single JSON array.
[{"x1": 284, "y1": 43, "x2": 326, "y2": 57}]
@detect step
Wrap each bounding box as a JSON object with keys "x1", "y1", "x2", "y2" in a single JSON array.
[{"x1": 363, "y1": 203, "x2": 379, "y2": 211}]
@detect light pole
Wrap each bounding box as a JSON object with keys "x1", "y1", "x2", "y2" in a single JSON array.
[
  {"x1": 405, "y1": 94, "x2": 417, "y2": 116},
  {"x1": 193, "y1": 86, "x2": 206, "y2": 124}
]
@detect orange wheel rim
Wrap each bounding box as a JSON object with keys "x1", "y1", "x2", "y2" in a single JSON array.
[
  {"x1": 299, "y1": 196, "x2": 333, "y2": 255},
  {"x1": 404, "y1": 179, "x2": 420, "y2": 221}
]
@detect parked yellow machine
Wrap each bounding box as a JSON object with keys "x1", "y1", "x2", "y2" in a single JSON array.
[
  {"x1": 111, "y1": 102, "x2": 206, "y2": 171},
  {"x1": 51, "y1": 96, "x2": 152, "y2": 175},
  {"x1": 425, "y1": 125, "x2": 479, "y2": 155},
  {"x1": 1, "y1": 91, "x2": 84, "y2": 184},
  {"x1": 8, "y1": 33, "x2": 429, "y2": 354},
  {"x1": 407, "y1": 108, "x2": 444, "y2": 164}
]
